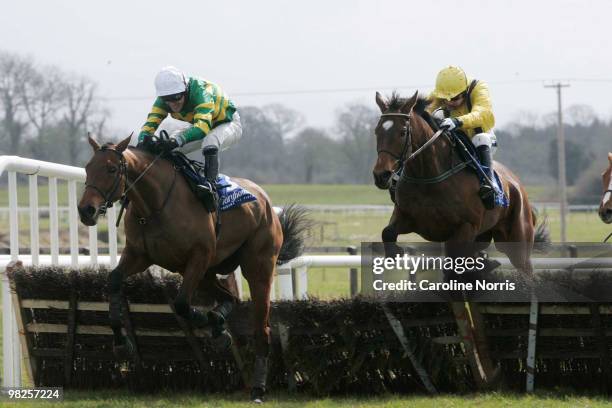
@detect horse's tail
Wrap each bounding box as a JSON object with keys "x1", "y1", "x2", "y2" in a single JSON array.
[
  {"x1": 277, "y1": 204, "x2": 312, "y2": 265},
  {"x1": 532, "y1": 207, "x2": 552, "y2": 253}
]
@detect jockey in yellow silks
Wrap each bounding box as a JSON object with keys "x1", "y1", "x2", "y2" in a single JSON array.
[{"x1": 426, "y1": 65, "x2": 497, "y2": 209}]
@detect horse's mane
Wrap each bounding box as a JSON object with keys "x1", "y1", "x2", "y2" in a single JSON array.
[{"x1": 387, "y1": 91, "x2": 439, "y2": 131}]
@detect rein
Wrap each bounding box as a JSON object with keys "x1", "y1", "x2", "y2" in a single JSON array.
[
  {"x1": 85, "y1": 147, "x2": 169, "y2": 227},
  {"x1": 378, "y1": 112, "x2": 465, "y2": 185}
]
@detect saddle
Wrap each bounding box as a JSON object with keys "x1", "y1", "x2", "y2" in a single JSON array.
[
  {"x1": 166, "y1": 152, "x2": 257, "y2": 212},
  {"x1": 166, "y1": 152, "x2": 219, "y2": 211}
]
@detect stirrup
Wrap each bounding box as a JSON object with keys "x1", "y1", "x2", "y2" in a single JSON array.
[{"x1": 196, "y1": 182, "x2": 218, "y2": 212}]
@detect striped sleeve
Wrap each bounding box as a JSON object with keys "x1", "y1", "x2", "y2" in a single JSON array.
[
  {"x1": 138, "y1": 99, "x2": 168, "y2": 142},
  {"x1": 182, "y1": 84, "x2": 215, "y2": 143}
]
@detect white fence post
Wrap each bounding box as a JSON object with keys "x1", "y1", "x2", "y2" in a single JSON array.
[
  {"x1": 49, "y1": 177, "x2": 59, "y2": 265},
  {"x1": 89, "y1": 225, "x2": 98, "y2": 266},
  {"x1": 107, "y1": 206, "x2": 118, "y2": 268},
  {"x1": 4, "y1": 171, "x2": 21, "y2": 386},
  {"x1": 28, "y1": 175, "x2": 39, "y2": 266},
  {"x1": 276, "y1": 264, "x2": 293, "y2": 300},
  {"x1": 293, "y1": 265, "x2": 308, "y2": 300},
  {"x1": 68, "y1": 180, "x2": 79, "y2": 268}
]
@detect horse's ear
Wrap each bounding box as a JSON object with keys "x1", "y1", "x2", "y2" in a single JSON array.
[
  {"x1": 375, "y1": 92, "x2": 388, "y2": 113},
  {"x1": 88, "y1": 133, "x2": 100, "y2": 152},
  {"x1": 115, "y1": 133, "x2": 133, "y2": 153},
  {"x1": 400, "y1": 90, "x2": 419, "y2": 113}
]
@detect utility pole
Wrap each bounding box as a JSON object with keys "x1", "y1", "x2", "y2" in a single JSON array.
[{"x1": 544, "y1": 82, "x2": 570, "y2": 244}]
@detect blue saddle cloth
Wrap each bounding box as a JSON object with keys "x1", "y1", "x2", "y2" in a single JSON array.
[
  {"x1": 216, "y1": 174, "x2": 257, "y2": 211},
  {"x1": 454, "y1": 132, "x2": 509, "y2": 208},
  {"x1": 168, "y1": 153, "x2": 257, "y2": 212}
]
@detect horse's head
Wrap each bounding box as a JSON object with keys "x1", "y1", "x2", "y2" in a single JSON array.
[
  {"x1": 372, "y1": 90, "x2": 419, "y2": 189},
  {"x1": 78, "y1": 134, "x2": 132, "y2": 226},
  {"x1": 599, "y1": 152, "x2": 612, "y2": 224}
]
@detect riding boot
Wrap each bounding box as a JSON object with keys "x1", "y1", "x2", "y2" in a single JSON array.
[
  {"x1": 196, "y1": 146, "x2": 219, "y2": 212},
  {"x1": 476, "y1": 145, "x2": 496, "y2": 210}
]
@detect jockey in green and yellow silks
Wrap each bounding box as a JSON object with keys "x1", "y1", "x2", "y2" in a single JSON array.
[
  {"x1": 426, "y1": 65, "x2": 497, "y2": 209},
  {"x1": 138, "y1": 66, "x2": 242, "y2": 210}
]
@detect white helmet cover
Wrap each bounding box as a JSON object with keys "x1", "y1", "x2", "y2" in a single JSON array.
[{"x1": 154, "y1": 66, "x2": 187, "y2": 97}]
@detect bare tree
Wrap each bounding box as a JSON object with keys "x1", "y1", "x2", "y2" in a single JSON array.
[
  {"x1": 20, "y1": 65, "x2": 65, "y2": 153},
  {"x1": 263, "y1": 103, "x2": 305, "y2": 138},
  {"x1": 290, "y1": 127, "x2": 334, "y2": 183},
  {"x1": 0, "y1": 51, "x2": 33, "y2": 154},
  {"x1": 565, "y1": 104, "x2": 597, "y2": 127},
  {"x1": 335, "y1": 103, "x2": 378, "y2": 183},
  {"x1": 61, "y1": 75, "x2": 101, "y2": 165}
]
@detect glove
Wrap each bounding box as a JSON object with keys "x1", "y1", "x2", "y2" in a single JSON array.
[
  {"x1": 440, "y1": 118, "x2": 461, "y2": 131},
  {"x1": 154, "y1": 133, "x2": 185, "y2": 153},
  {"x1": 156, "y1": 137, "x2": 179, "y2": 152},
  {"x1": 137, "y1": 134, "x2": 155, "y2": 151}
]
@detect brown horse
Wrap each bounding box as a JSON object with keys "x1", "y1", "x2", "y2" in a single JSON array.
[
  {"x1": 599, "y1": 152, "x2": 612, "y2": 225},
  {"x1": 78, "y1": 135, "x2": 308, "y2": 402},
  {"x1": 372, "y1": 91, "x2": 549, "y2": 279}
]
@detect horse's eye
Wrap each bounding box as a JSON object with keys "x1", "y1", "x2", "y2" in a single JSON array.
[{"x1": 108, "y1": 167, "x2": 117, "y2": 174}]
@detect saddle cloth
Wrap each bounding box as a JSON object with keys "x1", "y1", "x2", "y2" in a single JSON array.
[{"x1": 168, "y1": 152, "x2": 257, "y2": 211}]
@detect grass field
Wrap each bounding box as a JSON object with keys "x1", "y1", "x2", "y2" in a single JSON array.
[
  {"x1": 1, "y1": 390, "x2": 611, "y2": 407},
  {"x1": 0, "y1": 183, "x2": 554, "y2": 207}
]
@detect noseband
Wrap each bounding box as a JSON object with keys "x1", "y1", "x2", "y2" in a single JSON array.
[
  {"x1": 377, "y1": 113, "x2": 413, "y2": 172},
  {"x1": 84, "y1": 146, "x2": 127, "y2": 215}
]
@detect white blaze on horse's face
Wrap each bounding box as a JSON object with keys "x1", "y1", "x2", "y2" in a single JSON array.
[{"x1": 382, "y1": 120, "x2": 394, "y2": 131}]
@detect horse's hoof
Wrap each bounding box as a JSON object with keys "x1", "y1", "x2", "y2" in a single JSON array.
[
  {"x1": 251, "y1": 386, "x2": 265, "y2": 403},
  {"x1": 113, "y1": 338, "x2": 134, "y2": 359},
  {"x1": 211, "y1": 329, "x2": 233, "y2": 351}
]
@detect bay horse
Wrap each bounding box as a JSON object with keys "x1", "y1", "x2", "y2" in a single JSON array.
[
  {"x1": 372, "y1": 91, "x2": 549, "y2": 279},
  {"x1": 599, "y1": 152, "x2": 612, "y2": 225},
  {"x1": 78, "y1": 134, "x2": 309, "y2": 402},
  {"x1": 372, "y1": 91, "x2": 550, "y2": 388}
]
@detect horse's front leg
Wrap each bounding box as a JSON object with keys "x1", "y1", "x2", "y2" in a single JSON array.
[
  {"x1": 173, "y1": 248, "x2": 214, "y2": 328},
  {"x1": 382, "y1": 206, "x2": 413, "y2": 258},
  {"x1": 443, "y1": 223, "x2": 480, "y2": 282},
  {"x1": 109, "y1": 246, "x2": 151, "y2": 356}
]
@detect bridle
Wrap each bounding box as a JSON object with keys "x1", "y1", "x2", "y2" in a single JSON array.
[
  {"x1": 84, "y1": 146, "x2": 164, "y2": 220},
  {"x1": 377, "y1": 112, "x2": 413, "y2": 173},
  {"x1": 376, "y1": 112, "x2": 449, "y2": 185},
  {"x1": 84, "y1": 146, "x2": 127, "y2": 216}
]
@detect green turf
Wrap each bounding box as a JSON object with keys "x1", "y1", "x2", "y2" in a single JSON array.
[
  {"x1": 0, "y1": 183, "x2": 556, "y2": 207},
  {"x1": 1, "y1": 390, "x2": 610, "y2": 407}
]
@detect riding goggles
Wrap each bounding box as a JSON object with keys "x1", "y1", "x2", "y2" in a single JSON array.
[{"x1": 161, "y1": 92, "x2": 185, "y2": 102}]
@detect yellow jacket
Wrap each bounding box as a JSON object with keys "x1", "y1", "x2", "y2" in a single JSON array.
[{"x1": 426, "y1": 79, "x2": 495, "y2": 138}]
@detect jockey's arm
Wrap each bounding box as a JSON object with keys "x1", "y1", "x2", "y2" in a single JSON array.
[
  {"x1": 178, "y1": 88, "x2": 215, "y2": 144},
  {"x1": 138, "y1": 99, "x2": 169, "y2": 142},
  {"x1": 456, "y1": 81, "x2": 495, "y2": 134}
]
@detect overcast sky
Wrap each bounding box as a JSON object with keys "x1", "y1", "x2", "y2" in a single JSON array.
[{"x1": 1, "y1": 0, "x2": 611, "y2": 135}]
